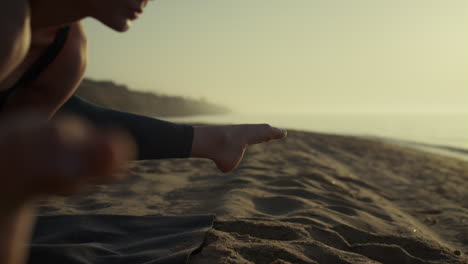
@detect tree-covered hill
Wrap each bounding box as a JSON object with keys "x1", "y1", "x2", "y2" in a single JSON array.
[{"x1": 76, "y1": 79, "x2": 230, "y2": 117}]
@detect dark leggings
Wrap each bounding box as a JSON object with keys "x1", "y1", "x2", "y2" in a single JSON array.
[
  {"x1": 0, "y1": 91, "x2": 194, "y2": 160},
  {"x1": 59, "y1": 96, "x2": 194, "y2": 160}
]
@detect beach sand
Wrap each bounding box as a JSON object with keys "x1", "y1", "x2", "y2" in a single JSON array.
[{"x1": 36, "y1": 130, "x2": 468, "y2": 264}]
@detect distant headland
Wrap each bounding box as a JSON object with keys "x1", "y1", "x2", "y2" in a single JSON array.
[{"x1": 76, "y1": 78, "x2": 230, "y2": 117}]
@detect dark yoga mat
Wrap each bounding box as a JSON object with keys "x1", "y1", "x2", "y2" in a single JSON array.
[{"x1": 28, "y1": 214, "x2": 214, "y2": 264}]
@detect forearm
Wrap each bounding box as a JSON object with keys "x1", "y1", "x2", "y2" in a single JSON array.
[
  {"x1": 0, "y1": 204, "x2": 36, "y2": 264},
  {"x1": 59, "y1": 96, "x2": 194, "y2": 160}
]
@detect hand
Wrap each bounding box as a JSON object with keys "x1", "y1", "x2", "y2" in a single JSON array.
[
  {"x1": 0, "y1": 112, "x2": 136, "y2": 206},
  {"x1": 0, "y1": 112, "x2": 136, "y2": 264},
  {"x1": 86, "y1": 0, "x2": 149, "y2": 32}
]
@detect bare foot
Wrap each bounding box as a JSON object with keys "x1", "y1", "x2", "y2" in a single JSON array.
[
  {"x1": 0, "y1": 112, "x2": 135, "y2": 264},
  {"x1": 191, "y1": 124, "x2": 287, "y2": 172}
]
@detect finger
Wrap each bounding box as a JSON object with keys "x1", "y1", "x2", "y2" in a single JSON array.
[{"x1": 271, "y1": 127, "x2": 288, "y2": 139}]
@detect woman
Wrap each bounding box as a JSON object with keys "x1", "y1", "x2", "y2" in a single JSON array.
[{"x1": 0, "y1": 0, "x2": 287, "y2": 263}]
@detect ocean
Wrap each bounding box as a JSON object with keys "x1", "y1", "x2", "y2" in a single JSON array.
[{"x1": 166, "y1": 113, "x2": 468, "y2": 150}]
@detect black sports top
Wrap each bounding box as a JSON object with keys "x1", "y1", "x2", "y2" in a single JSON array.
[{"x1": 0, "y1": 26, "x2": 194, "y2": 160}]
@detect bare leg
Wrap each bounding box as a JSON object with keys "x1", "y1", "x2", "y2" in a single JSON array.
[
  {"x1": 0, "y1": 113, "x2": 136, "y2": 264},
  {"x1": 191, "y1": 124, "x2": 287, "y2": 172}
]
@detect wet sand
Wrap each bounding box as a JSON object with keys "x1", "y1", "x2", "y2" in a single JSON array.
[{"x1": 37, "y1": 130, "x2": 468, "y2": 264}]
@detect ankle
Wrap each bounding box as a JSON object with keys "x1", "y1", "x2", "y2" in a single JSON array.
[{"x1": 190, "y1": 126, "x2": 229, "y2": 160}]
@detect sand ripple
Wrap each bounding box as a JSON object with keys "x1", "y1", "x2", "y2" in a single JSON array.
[{"x1": 39, "y1": 131, "x2": 468, "y2": 264}]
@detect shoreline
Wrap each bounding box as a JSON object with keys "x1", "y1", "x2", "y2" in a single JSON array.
[{"x1": 364, "y1": 136, "x2": 468, "y2": 162}]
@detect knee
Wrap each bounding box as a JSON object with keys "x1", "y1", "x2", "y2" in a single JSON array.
[{"x1": 0, "y1": 1, "x2": 31, "y2": 81}]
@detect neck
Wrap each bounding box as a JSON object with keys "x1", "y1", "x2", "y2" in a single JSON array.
[{"x1": 29, "y1": 0, "x2": 89, "y2": 30}]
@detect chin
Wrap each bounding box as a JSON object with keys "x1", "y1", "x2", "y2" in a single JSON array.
[
  {"x1": 102, "y1": 19, "x2": 131, "y2": 33},
  {"x1": 115, "y1": 25, "x2": 130, "y2": 33},
  {"x1": 114, "y1": 22, "x2": 131, "y2": 33}
]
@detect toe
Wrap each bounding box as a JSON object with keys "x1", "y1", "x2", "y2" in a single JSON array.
[{"x1": 271, "y1": 127, "x2": 288, "y2": 139}]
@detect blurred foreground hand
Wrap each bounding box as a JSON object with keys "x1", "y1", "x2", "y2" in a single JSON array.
[{"x1": 0, "y1": 112, "x2": 136, "y2": 209}]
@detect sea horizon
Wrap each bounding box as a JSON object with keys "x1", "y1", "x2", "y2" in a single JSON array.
[{"x1": 166, "y1": 112, "x2": 468, "y2": 150}]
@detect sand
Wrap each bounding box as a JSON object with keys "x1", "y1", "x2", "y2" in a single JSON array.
[{"x1": 36, "y1": 130, "x2": 468, "y2": 264}]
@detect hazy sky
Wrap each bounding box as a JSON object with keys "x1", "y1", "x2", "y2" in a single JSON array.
[{"x1": 83, "y1": 0, "x2": 467, "y2": 114}]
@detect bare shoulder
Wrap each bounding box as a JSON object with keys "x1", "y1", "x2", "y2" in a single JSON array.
[
  {"x1": 0, "y1": 0, "x2": 30, "y2": 85},
  {"x1": 5, "y1": 21, "x2": 90, "y2": 116},
  {"x1": 58, "y1": 22, "x2": 88, "y2": 69},
  {"x1": 69, "y1": 22, "x2": 87, "y2": 47},
  {"x1": 32, "y1": 21, "x2": 88, "y2": 88}
]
